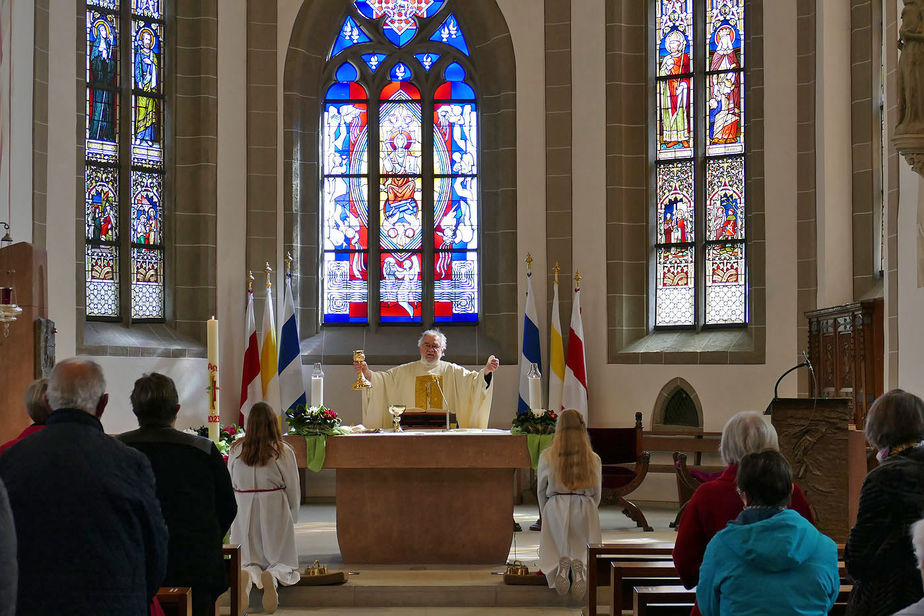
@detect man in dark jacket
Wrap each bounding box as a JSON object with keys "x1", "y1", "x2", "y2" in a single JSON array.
[
  {"x1": 0, "y1": 358, "x2": 168, "y2": 615},
  {"x1": 119, "y1": 372, "x2": 237, "y2": 616}
]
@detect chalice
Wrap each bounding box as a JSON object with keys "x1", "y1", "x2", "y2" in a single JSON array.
[
  {"x1": 388, "y1": 404, "x2": 406, "y2": 432},
  {"x1": 352, "y1": 349, "x2": 372, "y2": 390}
]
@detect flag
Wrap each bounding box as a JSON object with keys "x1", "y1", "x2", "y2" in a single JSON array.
[
  {"x1": 238, "y1": 289, "x2": 261, "y2": 425},
  {"x1": 518, "y1": 269, "x2": 542, "y2": 411},
  {"x1": 562, "y1": 282, "x2": 588, "y2": 418},
  {"x1": 260, "y1": 284, "x2": 281, "y2": 415},
  {"x1": 278, "y1": 272, "x2": 306, "y2": 413},
  {"x1": 548, "y1": 273, "x2": 565, "y2": 412}
]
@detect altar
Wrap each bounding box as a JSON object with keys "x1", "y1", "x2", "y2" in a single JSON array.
[{"x1": 284, "y1": 431, "x2": 529, "y2": 564}]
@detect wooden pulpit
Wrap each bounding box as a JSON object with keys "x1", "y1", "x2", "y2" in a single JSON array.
[
  {"x1": 0, "y1": 242, "x2": 49, "y2": 445},
  {"x1": 768, "y1": 397, "x2": 867, "y2": 543}
]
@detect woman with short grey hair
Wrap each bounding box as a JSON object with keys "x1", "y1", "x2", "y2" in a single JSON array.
[
  {"x1": 673, "y1": 411, "x2": 815, "y2": 616},
  {"x1": 846, "y1": 389, "x2": 924, "y2": 616}
]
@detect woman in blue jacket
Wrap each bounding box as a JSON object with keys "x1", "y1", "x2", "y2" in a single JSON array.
[{"x1": 697, "y1": 450, "x2": 839, "y2": 616}]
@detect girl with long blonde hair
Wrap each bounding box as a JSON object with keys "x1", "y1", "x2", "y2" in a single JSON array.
[
  {"x1": 536, "y1": 409, "x2": 602, "y2": 597},
  {"x1": 228, "y1": 402, "x2": 301, "y2": 613}
]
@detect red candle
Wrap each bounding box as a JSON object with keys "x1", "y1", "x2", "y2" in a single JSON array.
[{"x1": 0, "y1": 288, "x2": 11, "y2": 305}]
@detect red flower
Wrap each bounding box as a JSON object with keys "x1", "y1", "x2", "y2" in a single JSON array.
[
  {"x1": 222, "y1": 454, "x2": 229, "y2": 464},
  {"x1": 549, "y1": 412, "x2": 558, "y2": 419},
  {"x1": 226, "y1": 425, "x2": 237, "y2": 436}
]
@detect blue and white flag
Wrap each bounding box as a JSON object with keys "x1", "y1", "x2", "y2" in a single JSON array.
[
  {"x1": 518, "y1": 270, "x2": 542, "y2": 412},
  {"x1": 278, "y1": 272, "x2": 306, "y2": 413}
]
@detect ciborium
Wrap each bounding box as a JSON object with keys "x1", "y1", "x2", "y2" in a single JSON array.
[{"x1": 352, "y1": 349, "x2": 372, "y2": 390}]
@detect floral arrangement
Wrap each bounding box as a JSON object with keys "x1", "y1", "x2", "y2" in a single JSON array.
[
  {"x1": 189, "y1": 424, "x2": 244, "y2": 458},
  {"x1": 511, "y1": 408, "x2": 558, "y2": 435},
  {"x1": 285, "y1": 404, "x2": 342, "y2": 436}
]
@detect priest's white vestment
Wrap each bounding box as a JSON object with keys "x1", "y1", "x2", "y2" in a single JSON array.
[{"x1": 362, "y1": 359, "x2": 495, "y2": 429}]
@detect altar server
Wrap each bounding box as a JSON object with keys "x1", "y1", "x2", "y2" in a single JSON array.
[
  {"x1": 536, "y1": 409, "x2": 602, "y2": 597},
  {"x1": 229, "y1": 402, "x2": 301, "y2": 614},
  {"x1": 353, "y1": 329, "x2": 500, "y2": 428}
]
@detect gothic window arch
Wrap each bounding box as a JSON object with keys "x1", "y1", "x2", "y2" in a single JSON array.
[
  {"x1": 654, "y1": 0, "x2": 746, "y2": 328},
  {"x1": 84, "y1": 0, "x2": 167, "y2": 321},
  {"x1": 320, "y1": 1, "x2": 480, "y2": 325}
]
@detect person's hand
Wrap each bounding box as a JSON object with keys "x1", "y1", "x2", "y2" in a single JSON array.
[
  {"x1": 353, "y1": 361, "x2": 372, "y2": 380},
  {"x1": 484, "y1": 355, "x2": 500, "y2": 374}
]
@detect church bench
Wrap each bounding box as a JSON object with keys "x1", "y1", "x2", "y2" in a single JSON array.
[
  {"x1": 222, "y1": 543, "x2": 244, "y2": 616},
  {"x1": 611, "y1": 561, "x2": 680, "y2": 614},
  {"x1": 632, "y1": 585, "x2": 694, "y2": 616},
  {"x1": 586, "y1": 542, "x2": 675, "y2": 616},
  {"x1": 156, "y1": 587, "x2": 192, "y2": 616}
]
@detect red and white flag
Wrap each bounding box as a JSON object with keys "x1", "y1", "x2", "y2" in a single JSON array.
[
  {"x1": 562, "y1": 281, "x2": 588, "y2": 419},
  {"x1": 238, "y1": 289, "x2": 261, "y2": 426}
]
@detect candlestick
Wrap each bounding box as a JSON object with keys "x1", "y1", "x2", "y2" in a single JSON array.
[
  {"x1": 527, "y1": 363, "x2": 542, "y2": 410},
  {"x1": 311, "y1": 362, "x2": 324, "y2": 407},
  {"x1": 207, "y1": 317, "x2": 220, "y2": 443}
]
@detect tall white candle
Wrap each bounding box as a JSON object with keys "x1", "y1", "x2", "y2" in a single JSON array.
[
  {"x1": 311, "y1": 377, "x2": 324, "y2": 407},
  {"x1": 207, "y1": 317, "x2": 220, "y2": 443},
  {"x1": 528, "y1": 377, "x2": 542, "y2": 410}
]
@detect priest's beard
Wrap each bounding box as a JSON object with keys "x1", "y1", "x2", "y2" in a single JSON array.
[{"x1": 420, "y1": 356, "x2": 441, "y2": 369}]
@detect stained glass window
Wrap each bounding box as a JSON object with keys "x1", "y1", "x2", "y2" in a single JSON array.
[
  {"x1": 321, "y1": 2, "x2": 479, "y2": 325},
  {"x1": 653, "y1": 0, "x2": 746, "y2": 327},
  {"x1": 85, "y1": 0, "x2": 166, "y2": 320}
]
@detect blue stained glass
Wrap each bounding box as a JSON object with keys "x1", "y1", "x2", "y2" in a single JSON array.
[
  {"x1": 434, "y1": 178, "x2": 478, "y2": 250},
  {"x1": 414, "y1": 53, "x2": 440, "y2": 71},
  {"x1": 133, "y1": 21, "x2": 161, "y2": 93},
  {"x1": 86, "y1": 166, "x2": 119, "y2": 241},
  {"x1": 87, "y1": 12, "x2": 118, "y2": 87},
  {"x1": 389, "y1": 62, "x2": 413, "y2": 81},
  {"x1": 434, "y1": 250, "x2": 478, "y2": 323},
  {"x1": 361, "y1": 53, "x2": 387, "y2": 72},
  {"x1": 444, "y1": 62, "x2": 465, "y2": 81},
  {"x1": 323, "y1": 251, "x2": 369, "y2": 324},
  {"x1": 88, "y1": 0, "x2": 119, "y2": 8},
  {"x1": 433, "y1": 102, "x2": 478, "y2": 175},
  {"x1": 132, "y1": 0, "x2": 161, "y2": 19},
  {"x1": 336, "y1": 62, "x2": 359, "y2": 81},
  {"x1": 380, "y1": 251, "x2": 422, "y2": 323},
  {"x1": 131, "y1": 172, "x2": 163, "y2": 245},
  {"x1": 325, "y1": 81, "x2": 368, "y2": 100},
  {"x1": 355, "y1": 0, "x2": 444, "y2": 47},
  {"x1": 323, "y1": 102, "x2": 369, "y2": 176},
  {"x1": 434, "y1": 81, "x2": 474, "y2": 100},
  {"x1": 429, "y1": 14, "x2": 469, "y2": 56},
  {"x1": 331, "y1": 16, "x2": 371, "y2": 58}
]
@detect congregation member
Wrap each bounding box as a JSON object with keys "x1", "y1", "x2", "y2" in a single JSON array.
[
  {"x1": 536, "y1": 409, "x2": 602, "y2": 597},
  {"x1": 119, "y1": 372, "x2": 237, "y2": 616},
  {"x1": 673, "y1": 410, "x2": 814, "y2": 616},
  {"x1": 696, "y1": 450, "x2": 840, "y2": 616},
  {"x1": 0, "y1": 478, "x2": 15, "y2": 616},
  {"x1": 353, "y1": 328, "x2": 500, "y2": 428},
  {"x1": 845, "y1": 389, "x2": 924, "y2": 616},
  {"x1": 0, "y1": 358, "x2": 167, "y2": 615},
  {"x1": 894, "y1": 518, "x2": 924, "y2": 615},
  {"x1": 0, "y1": 378, "x2": 50, "y2": 455},
  {"x1": 229, "y1": 402, "x2": 301, "y2": 614}
]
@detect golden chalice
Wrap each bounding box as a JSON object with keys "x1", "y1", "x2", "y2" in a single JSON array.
[
  {"x1": 389, "y1": 404, "x2": 406, "y2": 432},
  {"x1": 352, "y1": 349, "x2": 372, "y2": 390}
]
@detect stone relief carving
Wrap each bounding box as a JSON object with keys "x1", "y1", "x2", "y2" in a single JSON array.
[{"x1": 895, "y1": 0, "x2": 924, "y2": 175}]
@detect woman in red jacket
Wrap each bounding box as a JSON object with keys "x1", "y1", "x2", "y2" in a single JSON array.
[{"x1": 672, "y1": 410, "x2": 815, "y2": 616}]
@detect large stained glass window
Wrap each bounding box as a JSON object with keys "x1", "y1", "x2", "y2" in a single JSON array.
[
  {"x1": 322, "y1": 2, "x2": 478, "y2": 325},
  {"x1": 85, "y1": 0, "x2": 166, "y2": 320},
  {"x1": 654, "y1": 0, "x2": 746, "y2": 327}
]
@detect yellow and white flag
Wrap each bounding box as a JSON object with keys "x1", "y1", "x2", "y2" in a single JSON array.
[
  {"x1": 260, "y1": 282, "x2": 281, "y2": 416},
  {"x1": 548, "y1": 269, "x2": 565, "y2": 411}
]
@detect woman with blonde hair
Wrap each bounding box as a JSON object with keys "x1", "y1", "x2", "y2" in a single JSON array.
[
  {"x1": 536, "y1": 409, "x2": 602, "y2": 597},
  {"x1": 229, "y1": 402, "x2": 301, "y2": 613}
]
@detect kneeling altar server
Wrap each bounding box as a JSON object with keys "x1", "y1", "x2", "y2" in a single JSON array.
[{"x1": 353, "y1": 329, "x2": 500, "y2": 429}]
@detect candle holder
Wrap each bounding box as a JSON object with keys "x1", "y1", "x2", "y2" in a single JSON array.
[{"x1": 352, "y1": 349, "x2": 372, "y2": 390}]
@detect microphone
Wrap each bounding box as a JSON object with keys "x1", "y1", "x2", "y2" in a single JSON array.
[
  {"x1": 801, "y1": 350, "x2": 817, "y2": 398},
  {"x1": 765, "y1": 350, "x2": 815, "y2": 415},
  {"x1": 430, "y1": 375, "x2": 452, "y2": 430}
]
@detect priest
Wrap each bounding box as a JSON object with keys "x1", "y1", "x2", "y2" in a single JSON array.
[{"x1": 354, "y1": 329, "x2": 500, "y2": 429}]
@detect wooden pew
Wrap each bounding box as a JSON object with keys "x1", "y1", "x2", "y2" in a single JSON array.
[
  {"x1": 632, "y1": 585, "x2": 695, "y2": 616},
  {"x1": 156, "y1": 587, "x2": 192, "y2": 616},
  {"x1": 611, "y1": 561, "x2": 680, "y2": 614},
  {"x1": 586, "y1": 542, "x2": 675, "y2": 616},
  {"x1": 222, "y1": 543, "x2": 245, "y2": 616}
]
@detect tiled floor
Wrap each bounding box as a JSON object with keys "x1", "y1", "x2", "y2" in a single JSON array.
[{"x1": 226, "y1": 502, "x2": 680, "y2": 615}]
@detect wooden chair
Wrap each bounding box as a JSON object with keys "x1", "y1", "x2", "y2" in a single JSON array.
[
  {"x1": 156, "y1": 587, "x2": 192, "y2": 616},
  {"x1": 587, "y1": 412, "x2": 652, "y2": 532},
  {"x1": 632, "y1": 585, "x2": 695, "y2": 616},
  {"x1": 586, "y1": 541, "x2": 675, "y2": 616},
  {"x1": 670, "y1": 451, "x2": 723, "y2": 529},
  {"x1": 222, "y1": 543, "x2": 245, "y2": 616}
]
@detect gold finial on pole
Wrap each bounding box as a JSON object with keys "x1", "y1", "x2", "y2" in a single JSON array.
[
  {"x1": 574, "y1": 270, "x2": 582, "y2": 286},
  {"x1": 264, "y1": 262, "x2": 273, "y2": 289},
  {"x1": 525, "y1": 252, "x2": 533, "y2": 270},
  {"x1": 553, "y1": 261, "x2": 560, "y2": 283},
  {"x1": 285, "y1": 251, "x2": 293, "y2": 276},
  {"x1": 247, "y1": 271, "x2": 254, "y2": 292}
]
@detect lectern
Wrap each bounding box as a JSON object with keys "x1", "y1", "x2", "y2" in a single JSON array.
[{"x1": 768, "y1": 397, "x2": 867, "y2": 543}]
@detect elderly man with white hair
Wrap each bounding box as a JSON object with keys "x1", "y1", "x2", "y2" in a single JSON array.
[
  {"x1": 895, "y1": 519, "x2": 924, "y2": 615},
  {"x1": 672, "y1": 410, "x2": 816, "y2": 616},
  {"x1": 354, "y1": 329, "x2": 500, "y2": 429},
  {"x1": 0, "y1": 358, "x2": 167, "y2": 616}
]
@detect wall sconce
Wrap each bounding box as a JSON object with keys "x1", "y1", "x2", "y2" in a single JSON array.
[{"x1": 0, "y1": 222, "x2": 22, "y2": 341}]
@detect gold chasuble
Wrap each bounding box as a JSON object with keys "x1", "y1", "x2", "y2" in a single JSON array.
[{"x1": 361, "y1": 360, "x2": 494, "y2": 429}]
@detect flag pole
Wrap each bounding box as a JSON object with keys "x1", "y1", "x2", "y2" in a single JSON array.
[
  {"x1": 553, "y1": 261, "x2": 559, "y2": 283},
  {"x1": 247, "y1": 270, "x2": 254, "y2": 292},
  {"x1": 265, "y1": 262, "x2": 273, "y2": 289},
  {"x1": 285, "y1": 251, "x2": 292, "y2": 277}
]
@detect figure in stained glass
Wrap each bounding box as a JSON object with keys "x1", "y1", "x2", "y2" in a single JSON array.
[
  {"x1": 88, "y1": 16, "x2": 117, "y2": 141},
  {"x1": 89, "y1": 188, "x2": 116, "y2": 241},
  {"x1": 712, "y1": 193, "x2": 740, "y2": 240},
  {"x1": 134, "y1": 26, "x2": 159, "y2": 144},
  {"x1": 659, "y1": 30, "x2": 691, "y2": 148},
  {"x1": 710, "y1": 24, "x2": 739, "y2": 70},
  {"x1": 381, "y1": 121, "x2": 421, "y2": 241},
  {"x1": 708, "y1": 73, "x2": 740, "y2": 144},
  {"x1": 134, "y1": 191, "x2": 159, "y2": 244},
  {"x1": 383, "y1": 254, "x2": 421, "y2": 318}
]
